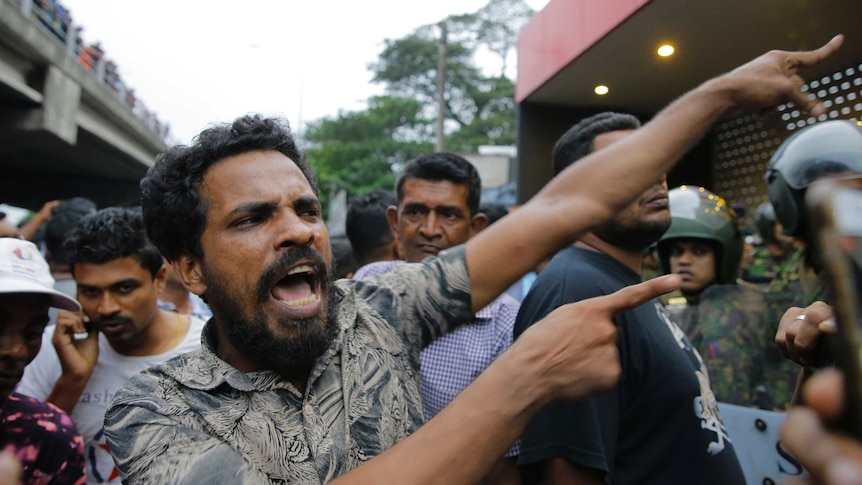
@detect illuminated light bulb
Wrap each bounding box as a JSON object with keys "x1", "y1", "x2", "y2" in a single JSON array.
[{"x1": 594, "y1": 85, "x2": 609, "y2": 96}]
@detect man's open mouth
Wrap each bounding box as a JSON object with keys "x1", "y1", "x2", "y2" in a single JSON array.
[{"x1": 271, "y1": 263, "x2": 321, "y2": 307}]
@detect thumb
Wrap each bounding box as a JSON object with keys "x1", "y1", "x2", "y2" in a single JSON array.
[
  {"x1": 0, "y1": 452, "x2": 22, "y2": 485},
  {"x1": 591, "y1": 274, "x2": 681, "y2": 316}
]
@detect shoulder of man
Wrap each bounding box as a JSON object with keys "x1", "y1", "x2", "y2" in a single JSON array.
[{"x1": 515, "y1": 248, "x2": 627, "y2": 338}]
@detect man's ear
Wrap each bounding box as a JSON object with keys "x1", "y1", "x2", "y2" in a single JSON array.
[
  {"x1": 174, "y1": 255, "x2": 207, "y2": 297},
  {"x1": 386, "y1": 205, "x2": 400, "y2": 238},
  {"x1": 153, "y1": 264, "x2": 168, "y2": 294},
  {"x1": 470, "y1": 212, "x2": 488, "y2": 237}
]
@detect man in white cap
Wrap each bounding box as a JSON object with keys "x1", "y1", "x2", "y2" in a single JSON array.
[{"x1": 0, "y1": 237, "x2": 85, "y2": 485}]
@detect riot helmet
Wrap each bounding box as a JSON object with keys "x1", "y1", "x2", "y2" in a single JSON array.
[
  {"x1": 754, "y1": 202, "x2": 778, "y2": 245},
  {"x1": 765, "y1": 120, "x2": 862, "y2": 238},
  {"x1": 658, "y1": 186, "x2": 743, "y2": 285}
]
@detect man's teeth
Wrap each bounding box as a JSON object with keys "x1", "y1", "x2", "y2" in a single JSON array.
[
  {"x1": 287, "y1": 264, "x2": 314, "y2": 276},
  {"x1": 284, "y1": 293, "x2": 318, "y2": 306}
]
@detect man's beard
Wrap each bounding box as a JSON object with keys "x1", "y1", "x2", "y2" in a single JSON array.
[
  {"x1": 593, "y1": 216, "x2": 671, "y2": 253},
  {"x1": 203, "y1": 247, "x2": 339, "y2": 374}
]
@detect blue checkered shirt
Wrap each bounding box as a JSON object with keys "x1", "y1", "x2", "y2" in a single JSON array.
[{"x1": 354, "y1": 259, "x2": 521, "y2": 457}]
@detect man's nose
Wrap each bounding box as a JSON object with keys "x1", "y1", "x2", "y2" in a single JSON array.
[
  {"x1": 0, "y1": 335, "x2": 28, "y2": 362},
  {"x1": 418, "y1": 213, "x2": 442, "y2": 237},
  {"x1": 274, "y1": 210, "x2": 316, "y2": 249},
  {"x1": 97, "y1": 293, "x2": 121, "y2": 315},
  {"x1": 676, "y1": 251, "x2": 693, "y2": 264}
]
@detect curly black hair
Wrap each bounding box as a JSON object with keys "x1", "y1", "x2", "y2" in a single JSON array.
[
  {"x1": 64, "y1": 206, "x2": 163, "y2": 278},
  {"x1": 346, "y1": 189, "x2": 397, "y2": 263},
  {"x1": 44, "y1": 197, "x2": 97, "y2": 265},
  {"x1": 140, "y1": 115, "x2": 316, "y2": 262}
]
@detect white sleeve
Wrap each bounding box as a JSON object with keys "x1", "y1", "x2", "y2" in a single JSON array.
[{"x1": 15, "y1": 326, "x2": 62, "y2": 400}]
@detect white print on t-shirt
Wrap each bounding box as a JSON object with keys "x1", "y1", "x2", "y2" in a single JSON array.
[{"x1": 655, "y1": 303, "x2": 731, "y2": 455}]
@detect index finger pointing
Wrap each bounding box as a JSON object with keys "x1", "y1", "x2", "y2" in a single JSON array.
[
  {"x1": 792, "y1": 34, "x2": 844, "y2": 70},
  {"x1": 592, "y1": 274, "x2": 681, "y2": 316}
]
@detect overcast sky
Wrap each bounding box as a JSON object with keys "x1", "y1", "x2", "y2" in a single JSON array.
[{"x1": 61, "y1": 0, "x2": 550, "y2": 144}]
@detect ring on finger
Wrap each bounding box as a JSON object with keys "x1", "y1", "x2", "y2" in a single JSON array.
[{"x1": 795, "y1": 314, "x2": 806, "y2": 321}]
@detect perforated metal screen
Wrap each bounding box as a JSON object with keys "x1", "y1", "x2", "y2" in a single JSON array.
[{"x1": 713, "y1": 63, "x2": 862, "y2": 228}]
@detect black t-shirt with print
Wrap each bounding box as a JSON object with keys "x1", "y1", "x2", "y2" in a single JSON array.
[{"x1": 514, "y1": 246, "x2": 745, "y2": 485}]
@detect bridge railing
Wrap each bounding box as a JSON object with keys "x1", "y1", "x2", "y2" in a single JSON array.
[{"x1": 11, "y1": 0, "x2": 173, "y2": 143}]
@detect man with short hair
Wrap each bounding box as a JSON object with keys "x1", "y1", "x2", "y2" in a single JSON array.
[
  {"x1": 513, "y1": 113, "x2": 745, "y2": 484},
  {"x1": 0, "y1": 237, "x2": 85, "y2": 485},
  {"x1": 101, "y1": 38, "x2": 840, "y2": 484},
  {"x1": 355, "y1": 153, "x2": 521, "y2": 483},
  {"x1": 17, "y1": 207, "x2": 206, "y2": 485},
  {"x1": 345, "y1": 189, "x2": 400, "y2": 267}
]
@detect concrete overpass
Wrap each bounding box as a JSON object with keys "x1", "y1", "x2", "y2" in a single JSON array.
[{"x1": 0, "y1": 0, "x2": 168, "y2": 210}]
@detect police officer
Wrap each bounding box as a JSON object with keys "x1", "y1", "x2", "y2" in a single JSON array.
[
  {"x1": 768, "y1": 120, "x2": 862, "y2": 406},
  {"x1": 657, "y1": 186, "x2": 775, "y2": 407},
  {"x1": 742, "y1": 202, "x2": 798, "y2": 285},
  {"x1": 657, "y1": 186, "x2": 743, "y2": 328}
]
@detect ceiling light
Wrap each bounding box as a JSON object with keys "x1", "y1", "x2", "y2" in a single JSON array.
[
  {"x1": 657, "y1": 44, "x2": 675, "y2": 57},
  {"x1": 594, "y1": 85, "x2": 609, "y2": 96}
]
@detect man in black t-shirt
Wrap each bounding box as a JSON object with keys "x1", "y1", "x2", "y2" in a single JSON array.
[{"x1": 513, "y1": 112, "x2": 746, "y2": 484}]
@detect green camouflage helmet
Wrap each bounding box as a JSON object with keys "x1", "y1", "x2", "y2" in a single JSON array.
[
  {"x1": 658, "y1": 186, "x2": 743, "y2": 284},
  {"x1": 764, "y1": 120, "x2": 862, "y2": 237},
  {"x1": 754, "y1": 202, "x2": 778, "y2": 245}
]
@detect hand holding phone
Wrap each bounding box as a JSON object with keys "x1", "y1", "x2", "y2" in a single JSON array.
[{"x1": 805, "y1": 177, "x2": 862, "y2": 439}]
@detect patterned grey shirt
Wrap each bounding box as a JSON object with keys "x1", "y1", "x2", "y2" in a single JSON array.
[{"x1": 104, "y1": 247, "x2": 472, "y2": 484}]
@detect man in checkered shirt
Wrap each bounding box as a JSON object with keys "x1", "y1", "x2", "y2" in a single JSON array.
[{"x1": 353, "y1": 152, "x2": 521, "y2": 484}]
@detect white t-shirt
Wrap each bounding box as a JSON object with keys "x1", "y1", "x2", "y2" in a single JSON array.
[{"x1": 17, "y1": 315, "x2": 206, "y2": 485}]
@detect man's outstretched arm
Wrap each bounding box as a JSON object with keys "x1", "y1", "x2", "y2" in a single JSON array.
[
  {"x1": 331, "y1": 275, "x2": 680, "y2": 485},
  {"x1": 466, "y1": 35, "x2": 844, "y2": 312}
]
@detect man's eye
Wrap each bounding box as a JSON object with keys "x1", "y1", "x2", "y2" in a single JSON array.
[
  {"x1": 234, "y1": 216, "x2": 263, "y2": 227},
  {"x1": 80, "y1": 289, "x2": 99, "y2": 298},
  {"x1": 117, "y1": 285, "x2": 136, "y2": 294}
]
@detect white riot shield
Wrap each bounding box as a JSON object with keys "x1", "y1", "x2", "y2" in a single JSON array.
[{"x1": 718, "y1": 403, "x2": 808, "y2": 485}]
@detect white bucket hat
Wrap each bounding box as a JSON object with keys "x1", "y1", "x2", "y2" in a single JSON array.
[{"x1": 0, "y1": 237, "x2": 81, "y2": 311}]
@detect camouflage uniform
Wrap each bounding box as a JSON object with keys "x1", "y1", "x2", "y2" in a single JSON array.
[
  {"x1": 760, "y1": 247, "x2": 823, "y2": 409},
  {"x1": 742, "y1": 245, "x2": 786, "y2": 285},
  {"x1": 668, "y1": 286, "x2": 776, "y2": 408},
  {"x1": 762, "y1": 120, "x2": 862, "y2": 409},
  {"x1": 657, "y1": 187, "x2": 776, "y2": 407}
]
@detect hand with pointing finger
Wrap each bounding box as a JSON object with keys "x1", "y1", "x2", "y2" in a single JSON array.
[
  {"x1": 713, "y1": 34, "x2": 844, "y2": 118},
  {"x1": 509, "y1": 274, "x2": 681, "y2": 403}
]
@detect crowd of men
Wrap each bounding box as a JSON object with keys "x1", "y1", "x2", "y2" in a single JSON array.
[{"x1": 0, "y1": 34, "x2": 860, "y2": 485}]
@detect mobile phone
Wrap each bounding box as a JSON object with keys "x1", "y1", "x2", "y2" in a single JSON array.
[{"x1": 806, "y1": 177, "x2": 862, "y2": 439}]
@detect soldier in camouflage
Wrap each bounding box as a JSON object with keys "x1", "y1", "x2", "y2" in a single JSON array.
[
  {"x1": 657, "y1": 186, "x2": 774, "y2": 408},
  {"x1": 765, "y1": 120, "x2": 862, "y2": 407},
  {"x1": 743, "y1": 202, "x2": 797, "y2": 286}
]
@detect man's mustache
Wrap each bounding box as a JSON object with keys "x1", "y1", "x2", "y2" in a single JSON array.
[
  {"x1": 92, "y1": 315, "x2": 134, "y2": 327},
  {"x1": 256, "y1": 247, "x2": 329, "y2": 303}
]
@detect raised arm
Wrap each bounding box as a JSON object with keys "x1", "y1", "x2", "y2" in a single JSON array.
[{"x1": 466, "y1": 35, "x2": 844, "y2": 312}]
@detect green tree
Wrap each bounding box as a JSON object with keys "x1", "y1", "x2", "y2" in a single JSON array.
[
  {"x1": 369, "y1": 0, "x2": 533, "y2": 152},
  {"x1": 304, "y1": 95, "x2": 434, "y2": 217},
  {"x1": 304, "y1": 0, "x2": 534, "y2": 212}
]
